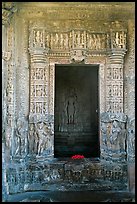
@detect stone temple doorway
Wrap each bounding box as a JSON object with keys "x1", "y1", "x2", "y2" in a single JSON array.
[{"x1": 54, "y1": 64, "x2": 100, "y2": 158}]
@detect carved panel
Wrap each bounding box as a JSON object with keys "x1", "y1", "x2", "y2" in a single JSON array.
[
  {"x1": 32, "y1": 29, "x2": 45, "y2": 48},
  {"x1": 30, "y1": 65, "x2": 49, "y2": 115},
  {"x1": 106, "y1": 61, "x2": 124, "y2": 113},
  {"x1": 27, "y1": 118, "x2": 54, "y2": 156},
  {"x1": 111, "y1": 31, "x2": 126, "y2": 49},
  {"x1": 29, "y1": 27, "x2": 108, "y2": 52},
  {"x1": 100, "y1": 112, "x2": 127, "y2": 161}
]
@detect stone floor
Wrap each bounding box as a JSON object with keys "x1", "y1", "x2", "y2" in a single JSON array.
[{"x1": 6, "y1": 190, "x2": 135, "y2": 202}]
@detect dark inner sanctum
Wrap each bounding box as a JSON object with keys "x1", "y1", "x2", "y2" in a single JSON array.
[{"x1": 54, "y1": 65, "x2": 100, "y2": 157}]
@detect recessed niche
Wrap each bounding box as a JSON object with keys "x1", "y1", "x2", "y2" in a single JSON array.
[{"x1": 54, "y1": 64, "x2": 100, "y2": 158}]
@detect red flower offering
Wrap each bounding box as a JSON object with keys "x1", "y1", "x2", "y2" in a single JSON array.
[{"x1": 71, "y1": 154, "x2": 85, "y2": 159}]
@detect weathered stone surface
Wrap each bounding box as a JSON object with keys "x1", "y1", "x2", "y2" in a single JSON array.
[
  {"x1": 2, "y1": 2, "x2": 135, "y2": 198},
  {"x1": 5, "y1": 158, "x2": 128, "y2": 194}
]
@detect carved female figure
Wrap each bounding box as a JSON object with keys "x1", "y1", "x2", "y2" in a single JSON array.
[{"x1": 36, "y1": 122, "x2": 50, "y2": 156}]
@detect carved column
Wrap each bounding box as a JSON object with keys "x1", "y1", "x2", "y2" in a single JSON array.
[
  {"x1": 106, "y1": 28, "x2": 127, "y2": 113},
  {"x1": 100, "y1": 23, "x2": 127, "y2": 161},
  {"x1": 29, "y1": 28, "x2": 49, "y2": 118},
  {"x1": 28, "y1": 27, "x2": 54, "y2": 156}
]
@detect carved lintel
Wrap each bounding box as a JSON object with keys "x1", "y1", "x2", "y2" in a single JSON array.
[
  {"x1": 2, "y1": 51, "x2": 12, "y2": 61},
  {"x1": 70, "y1": 49, "x2": 87, "y2": 63}
]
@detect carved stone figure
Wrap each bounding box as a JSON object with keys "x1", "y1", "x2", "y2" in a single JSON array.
[
  {"x1": 28, "y1": 123, "x2": 35, "y2": 154},
  {"x1": 35, "y1": 122, "x2": 50, "y2": 156},
  {"x1": 112, "y1": 31, "x2": 126, "y2": 49},
  {"x1": 66, "y1": 88, "x2": 77, "y2": 124},
  {"x1": 70, "y1": 49, "x2": 85, "y2": 63},
  {"x1": 110, "y1": 120, "x2": 126, "y2": 153},
  {"x1": 15, "y1": 117, "x2": 28, "y2": 156},
  {"x1": 5, "y1": 127, "x2": 11, "y2": 149}
]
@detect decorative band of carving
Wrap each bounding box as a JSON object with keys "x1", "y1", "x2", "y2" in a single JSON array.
[
  {"x1": 108, "y1": 49, "x2": 127, "y2": 64},
  {"x1": 29, "y1": 28, "x2": 127, "y2": 54}
]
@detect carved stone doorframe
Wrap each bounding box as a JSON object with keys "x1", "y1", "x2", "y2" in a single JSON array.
[{"x1": 28, "y1": 22, "x2": 127, "y2": 159}]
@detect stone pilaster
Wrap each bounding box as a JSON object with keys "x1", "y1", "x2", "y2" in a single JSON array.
[
  {"x1": 28, "y1": 27, "x2": 50, "y2": 118},
  {"x1": 28, "y1": 27, "x2": 54, "y2": 157},
  {"x1": 106, "y1": 28, "x2": 127, "y2": 113}
]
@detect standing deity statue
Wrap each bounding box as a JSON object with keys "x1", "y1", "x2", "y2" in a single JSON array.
[{"x1": 66, "y1": 88, "x2": 77, "y2": 124}]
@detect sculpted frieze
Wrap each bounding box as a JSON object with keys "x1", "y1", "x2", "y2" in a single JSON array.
[{"x1": 29, "y1": 27, "x2": 126, "y2": 55}]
